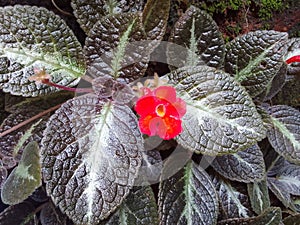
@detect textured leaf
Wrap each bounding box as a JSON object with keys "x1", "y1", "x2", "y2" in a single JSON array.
[
  {"x1": 0, "y1": 202, "x2": 36, "y2": 225},
  {"x1": 84, "y1": 12, "x2": 152, "y2": 83},
  {"x1": 0, "y1": 5, "x2": 85, "y2": 97},
  {"x1": 267, "y1": 105, "x2": 300, "y2": 164},
  {"x1": 247, "y1": 179, "x2": 270, "y2": 214},
  {"x1": 158, "y1": 161, "x2": 219, "y2": 225},
  {"x1": 267, "y1": 164, "x2": 300, "y2": 211},
  {"x1": 284, "y1": 38, "x2": 300, "y2": 76},
  {"x1": 215, "y1": 177, "x2": 253, "y2": 219},
  {"x1": 168, "y1": 6, "x2": 224, "y2": 68},
  {"x1": 211, "y1": 144, "x2": 265, "y2": 183},
  {"x1": 0, "y1": 162, "x2": 7, "y2": 188},
  {"x1": 41, "y1": 94, "x2": 143, "y2": 224},
  {"x1": 101, "y1": 186, "x2": 159, "y2": 225},
  {"x1": 71, "y1": 0, "x2": 146, "y2": 34},
  {"x1": 1, "y1": 141, "x2": 41, "y2": 205},
  {"x1": 142, "y1": 0, "x2": 170, "y2": 40},
  {"x1": 283, "y1": 213, "x2": 300, "y2": 225},
  {"x1": 225, "y1": 30, "x2": 288, "y2": 97},
  {"x1": 217, "y1": 207, "x2": 281, "y2": 225},
  {"x1": 166, "y1": 66, "x2": 266, "y2": 155}
]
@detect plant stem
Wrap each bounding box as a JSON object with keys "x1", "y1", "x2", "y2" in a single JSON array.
[{"x1": 44, "y1": 80, "x2": 93, "y2": 93}]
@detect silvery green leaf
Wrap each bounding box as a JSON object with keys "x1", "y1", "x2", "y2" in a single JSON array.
[
  {"x1": 0, "y1": 5, "x2": 85, "y2": 97},
  {"x1": 267, "y1": 105, "x2": 300, "y2": 164},
  {"x1": 168, "y1": 6, "x2": 224, "y2": 69},
  {"x1": 41, "y1": 94, "x2": 143, "y2": 224},
  {"x1": 71, "y1": 0, "x2": 146, "y2": 34},
  {"x1": 167, "y1": 66, "x2": 266, "y2": 155},
  {"x1": 0, "y1": 202, "x2": 36, "y2": 225},
  {"x1": 247, "y1": 179, "x2": 270, "y2": 214},
  {"x1": 1, "y1": 141, "x2": 41, "y2": 205},
  {"x1": 100, "y1": 186, "x2": 159, "y2": 225},
  {"x1": 84, "y1": 12, "x2": 152, "y2": 83},
  {"x1": 212, "y1": 144, "x2": 265, "y2": 183},
  {"x1": 225, "y1": 30, "x2": 288, "y2": 97},
  {"x1": 217, "y1": 207, "x2": 281, "y2": 225},
  {"x1": 158, "y1": 161, "x2": 219, "y2": 225}
]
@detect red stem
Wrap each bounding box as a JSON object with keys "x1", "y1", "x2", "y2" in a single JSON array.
[{"x1": 44, "y1": 80, "x2": 93, "y2": 93}]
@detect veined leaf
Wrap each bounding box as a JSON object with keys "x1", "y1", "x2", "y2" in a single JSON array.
[
  {"x1": 0, "y1": 202, "x2": 36, "y2": 225},
  {"x1": 168, "y1": 6, "x2": 225, "y2": 69},
  {"x1": 1, "y1": 141, "x2": 41, "y2": 205},
  {"x1": 284, "y1": 38, "x2": 300, "y2": 76},
  {"x1": 247, "y1": 179, "x2": 270, "y2": 214},
  {"x1": 84, "y1": 12, "x2": 152, "y2": 83},
  {"x1": 166, "y1": 66, "x2": 266, "y2": 155},
  {"x1": 225, "y1": 30, "x2": 288, "y2": 97},
  {"x1": 71, "y1": 0, "x2": 146, "y2": 34},
  {"x1": 41, "y1": 94, "x2": 143, "y2": 224},
  {"x1": 212, "y1": 144, "x2": 265, "y2": 183},
  {"x1": 100, "y1": 186, "x2": 159, "y2": 225},
  {"x1": 158, "y1": 161, "x2": 219, "y2": 225},
  {"x1": 217, "y1": 207, "x2": 281, "y2": 225},
  {"x1": 142, "y1": 0, "x2": 170, "y2": 40},
  {"x1": 267, "y1": 105, "x2": 300, "y2": 164},
  {"x1": 0, "y1": 5, "x2": 85, "y2": 97}
]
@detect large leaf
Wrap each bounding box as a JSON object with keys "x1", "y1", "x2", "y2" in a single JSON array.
[
  {"x1": 166, "y1": 66, "x2": 266, "y2": 155},
  {"x1": 168, "y1": 6, "x2": 225, "y2": 69},
  {"x1": 217, "y1": 207, "x2": 281, "y2": 225},
  {"x1": 0, "y1": 5, "x2": 85, "y2": 97},
  {"x1": 225, "y1": 30, "x2": 288, "y2": 97},
  {"x1": 71, "y1": 0, "x2": 146, "y2": 34},
  {"x1": 142, "y1": 0, "x2": 170, "y2": 40},
  {"x1": 158, "y1": 161, "x2": 219, "y2": 225},
  {"x1": 41, "y1": 94, "x2": 144, "y2": 224},
  {"x1": 1, "y1": 141, "x2": 41, "y2": 205},
  {"x1": 84, "y1": 12, "x2": 152, "y2": 83},
  {"x1": 0, "y1": 202, "x2": 36, "y2": 225},
  {"x1": 247, "y1": 179, "x2": 270, "y2": 214},
  {"x1": 100, "y1": 186, "x2": 159, "y2": 225},
  {"x1": 267, "y1": 105, "x2": 300, "y2": 164},
  {"x1": 267, "y1": 164, "x2": 300, "y2": 211},
  {"x1": 211, "y1": 144, "x2": 265, "y2": 183}
]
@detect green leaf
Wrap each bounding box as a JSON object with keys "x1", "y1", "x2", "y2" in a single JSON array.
[
  {"x1": 1, "y1": 141, "x2": 41, "y2": 205},
  {"x1": 158, "y1": 161, "x2": 219, "y2": 225},
  {"x1": 267, "y1": 105, "x2": 300, "y2": 164},
  {"x1": 267, "y1": 164, "x2": 300, "y2": 211},
  {"x1": 168, "y1": 6, "x2": 225, "y2": 68},
  {"x1": 142, "y1": 0, "x2": 170, "y2": 40},
  {"x1": 101, "y1": 186, "x2": 159, "y2": 225},
  {"x1": 71, "y1": 0, "x2": 146, "y2": 34},
  {"x1": 167, "y1": 66, "x2": 266, "y2": 155},
  {"x1": 247, "y1": 179, "x2": 270, "y2": 214},
  {"x1": 41, "y1": 94, "x2": 144, "y2": 224},
  {"x1": 212, "y1": 144, "x2": 266, "y2": 183},
  {"x1": 217, "y1": 207, "x2": 282, "y2": 225},
  {"x1": 84, "y1": 12, "x2": 152, "y2": 83},
  {"x1": 0, "y1": 202, "x2": 36, "y2": 225},
  {"x1": 225, "y1": 30, "x2": 288, "y2": 97},
  {"x1": 0, "y1": 5, "x2": 85, "y2": 97}
]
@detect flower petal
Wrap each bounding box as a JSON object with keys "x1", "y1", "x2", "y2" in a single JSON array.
[
  {"x1": 154, "y1": 86, "x2": 177, "y2": 103},
  {"x1": 135, "y1": 96, "x2": 157, "y2": 117},
  {"x1": 173, "y1": 98, "x2": 187, "y2": 118}
]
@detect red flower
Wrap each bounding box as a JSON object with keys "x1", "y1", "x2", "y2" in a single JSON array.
[
  {"x1": 135, "y1": 86, "x2": 186, "y2": 140},
  {"x1": 286, "y1": 55, "x2": 300, "y2": 64}
]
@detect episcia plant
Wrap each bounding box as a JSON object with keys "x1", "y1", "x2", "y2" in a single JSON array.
[{"x1": 0, "y1": 1, "x2": 299, "y2": 225}]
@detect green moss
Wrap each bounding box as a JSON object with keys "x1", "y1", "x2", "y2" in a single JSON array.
[{"x1": 256, "y1": 0, "x2": 286, "y2": 20}]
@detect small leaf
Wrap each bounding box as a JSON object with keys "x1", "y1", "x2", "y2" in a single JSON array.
[
  {"x1": 166, "y1": 66, "x2": 266, "y2": 155},
  {"x1": 84, "y1": 12, "x2": 152, "y2": 83},
  {"x1": 0, "y1": 163, "x2": 7, "y2": 188},
  {"x1": 158, "y1": 160, "x2": 219, "y2": 225},
  {"x1": 247, "y1": 179, "x2": 270, "y2": 214},
  {"x1": 267, "y1": 105, "x2": 300, "y2": 164},
  {"x1": 168, "y1": 6, "x2": 225, "y2": 68},
  {"x1": 267, "y1": 164, "x2": 300, "y2": 211},
  {"x1": 41, "y1": 94, "x2": 143, "y2": 224},
  {"x1": 0, "y1": 5, "x2": 85, "y2": 97},
  {"x1": 0, "y1": 202, "x2": 36, "y2": 225},
  {"x1": 101, "y1": 186, "x2": 159, "y2": 225},
  {"x1": 142, "y1": 0, "x2": 170, "y2": 40},
  {"x1": 1, "y1": 141, "x2": 41, "y2": 205},
  {"x1": 71, "y1": 0, "x2": 146, "y2": 34},
  {"x1": 211, "y1": 144, "x2": 266, "y2": 183},
  {"x1": 217, "y1": 207, "x2": 282, "y2": 225},
  {"x1": 225, "y1": 30, "x2": 288, "y2": 97}
]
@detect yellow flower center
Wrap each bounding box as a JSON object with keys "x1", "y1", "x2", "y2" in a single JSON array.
[{"x1": 156, "y1": 104, "x2": 166, "y2": 117}]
